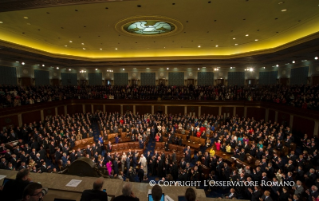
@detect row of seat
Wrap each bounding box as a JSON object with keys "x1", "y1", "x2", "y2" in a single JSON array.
[{"x1": 162, "y1": 133, "x2": 206, "y2": 149}]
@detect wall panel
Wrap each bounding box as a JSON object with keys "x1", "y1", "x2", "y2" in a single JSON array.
[
  {"x1": 235, "y1": 107, "x2": 244, "y2": 117},
  {"x1": 259, "y1": 71, "x2": 278, "y2": 85},
  {"x1": 168, "y1": 72, "x2": 184, "y2": 86},
  {"x1": 58, "y1": 106, "x2": 65, "y2": 115},
  {"x1": 154, "y1": 105, "x2": 165, "y2": 114},
  {"x1": 61, "y1": 73, "x2": 77, "y2": 86},
  {"x1": 141, "y1": 73, "x2": 156, "y2": 86},
  {"x1": 114, "y1": 73, "x2": 128, "y2": 86},
  {"x1": 221, "y1": 107, "x2": 234, "y2": 117},
  {"x1": 228, "y1": 72, "x2": 245, "y2": 86},
  {"x1": 277, "y1": 112, "x2": 290, "y2": 127},
  {"x1": 197, "y1": 72, "x2": 214, "y2": 86},
  {"x1": 187, "y1": 106, "x2": 198, "y2": 116},
  {"x1": 247, "y1": 107, "x2": 265, "y2": 121},
  {"x1": 34, "y1": 70, "x2": 49, "y2": 86},
  {"x1": 0, "y1": 115, "x2": 19, "y2": 129},
  {"x1": 268, "y1": 110, "x2": 276, "y2": 123},
  {"x1": 293, "y1": 116, "x2": 314, "y2": 138},
  {"x1": 85, "y1": 104, "x2": 92, "y2": 113},
  {"x1": 167, "y1": 106, "x2": 184, "y2": 115},
  {"x1": 201, "y1": 107, "x2": 219, "y2": 116},
  {"x1": 291, "y1": 66, "x2": 309, "y2": 85},
  {"x1": 67, "y1": 105, "x2": 83, "y2": 114},
  {"x1": 94, "y1": 105, "x2": 103, "y2": 112},
  {"x1": 123, "y1": 105, "x2": 133, "y2": 113},
  {"x1": 43, "y1": 108, "x2": 55, "y2": 118},
  {"x1": 136, "y1": 105, "x2": 152, "y2": 114},
  {"x1": 0, "y1": 66, "x2": 17, "y2": 85},
  {"x1": 105, "y1": 105, "x2": 121, "y2": 114},
  {"x1": 88, "y1": 73, "x2": 102, "y2": 85},
  {"x1": 22, "y1": 111, "x2": 41, "y2": 125}
]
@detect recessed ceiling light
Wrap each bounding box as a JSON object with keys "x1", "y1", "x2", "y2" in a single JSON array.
[
  {"x1": 215, "y1": 45, "x2": 218, "y2": 47},
  {"x1": 115, "y1": 48, "x2": 118, "y2": 50},
  {"x1": 245, "y1": 34, "x2": 249, "y2": 36},
  {"x1": 198, "y1": 68, "x2": 200, "y2": 70},
  {"x1": 0, "y1": 21, "x2": 3, "y2": 24},
  {"x1": 292, "y1": 60, "x2": 295, "y2": 63},
  {"x1": 233, "y1": 38, "x2": 236, "y2": 40},
  {"x1": 315, "y1": 56, "x2": 318, "y2": 60},
  {"x1": 81, "y1": 43, "x2": 84, "y2": 45},
  {"x1": 255, "y1": 39, "x2": 258, "y2": 41},
  {"x1": 24, "y1": 17, "x2": 28, "y2": 19},
  {"x1": 198, "y1": 45, "x2": 201, "y2": 48},
  {"x1": 83, "y1": 48, "x2": 85, "y2": 50},
  {"x1": 42, "y1": 64, "x2": 45, "y2": 67},
  {"x1": 235, "y1": 44, "x2": 238, "y2": 46},
  {"x1": 100, "y1": 48, "x2": 102, "y2": 50},
  {"x1": 69, "y1": 41, "x2": 72, "y2": 43},
  {"x1": 281, "y1": 9, "x2": 287, "y2": 12},
  {"x1": 65, "y1": 45, "x2": 67, "y2": 47}
]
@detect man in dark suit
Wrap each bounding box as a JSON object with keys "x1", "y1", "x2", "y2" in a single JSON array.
[
  {"x1": 80, "y1": 177, "x2": 108, "y2": 201},
  {"x1": 248, "y1": 186, "x2": 262, "y2": 201},
  {"x1": 223, "y1": 188, "x2": 237, "y2": 199},
  {"x1": 2, "y1": 169, "x2": 31, "y2": 201},
  {"x1": 113, "y1": 182, "x2": 139, "y2": 201},
  {"x1": 260, "y1": 190, "x2": 273, "y2": 201},
  {"x1": 138, "y1": 165, "x2": 144, "y2": 182}
]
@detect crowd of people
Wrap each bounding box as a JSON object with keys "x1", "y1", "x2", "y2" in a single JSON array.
[
  {"x1": 0, "y1": 84, "x2": 319, "y2": 110},
  {"x1": 0, "y1": 109, "x2": 318, "y2": 201}
]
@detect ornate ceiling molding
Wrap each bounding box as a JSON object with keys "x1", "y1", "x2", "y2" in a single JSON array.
[{"x1": 0, "y1": 0, "x2": 135, "y2": 12}]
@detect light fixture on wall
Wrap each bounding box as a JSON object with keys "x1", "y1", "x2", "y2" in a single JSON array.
[
  {"x1": 95, "y1": 68, "x2": 98, "y2": 71},
  {"x1": 292, "y1": 60, "x2": 295, "y2": 63},
  {"x1": 56, "y1": 67, "x2": 59, "y2": 69},
  {"x1": 69, "y1": 69, "x2": 71, "y2": 71},
  {"x1": 42, "y1": 64, "x2": 45, "y2": 67},
  {"x1": 276, "y1": 64, "x2": 279, "y2": 67},
  {"x1": 315, "y1": 56, "x2": 318, "y2": 60},
  {"x1": 21, "y1": 62, "x2": 25, "y2": 65}
]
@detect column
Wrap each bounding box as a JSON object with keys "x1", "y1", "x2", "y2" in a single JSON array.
[
  {"x1": 133, "y1": 105, "x2": 136, "y2": 115},
  {"x1": 275, "y1": 111, "x2": 278, "y2": 122},
  {"x1": 91, "y1": 104, "x2": 94, "y2": 113},
  {"x1": 198, "y1": 106, "x2": 201, "y2": 117},
  {"x1": 233, "y1": 106, "x2": 236, "y2": 117},
  {"x1": 121, "y1": 105, "x2": 123, "y2": 115},
  {"x1": 55, "y1": 107, "x2": 58, "y2": 116},
  {"x1": 83, "y1": 104, "x2": 86, "y2": 113},
  {"x1": 218, "y1": 107, "x2": 221, "y2": 116},
  {"x1": 64, "y1": 105, "x2": 67, "y2": 115},
  {"x1": 18, "y1": 114, "x2": 22, "y2": 127},
  {"x1": 314, "y1": 120, "x2": 319, "y2": 137},
  {"x1": 244, "y1": 106, "x2": 247, "y2": 118},
  {"x1": 151, "y1": 105, "x2": 154, "y2": 114},
  {"x1": 103, "y1": 105, "x2": 106, "y2": 113},
  {"x1": 265, "y1": 108, "x2": 269, "y2": 122},
  {"x1": 165, "y1": 106, "x2": 167, "y2": 114},
  {"x1": 40, "y1": 110, "x2": 44, "y2": 121},
  {"x1": 184, "y1": 106, "x2": 187, "y2": 115},
  {"x1": 289, "y1": 115, "x2": 293, "y2": 128}
]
